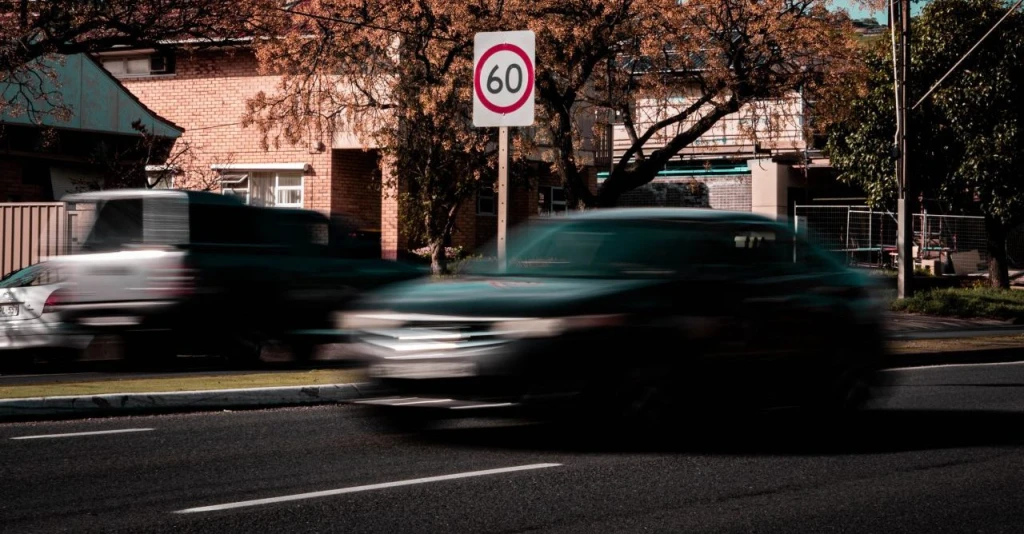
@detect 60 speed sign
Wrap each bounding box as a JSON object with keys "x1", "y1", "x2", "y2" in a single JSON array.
[{"x1": 473, "y1": 31, "x2": 535, "y2": 127}]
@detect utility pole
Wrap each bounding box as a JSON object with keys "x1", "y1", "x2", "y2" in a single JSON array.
[{"x1": 896, "y1": 0, "x2": 914, "y2": 299}]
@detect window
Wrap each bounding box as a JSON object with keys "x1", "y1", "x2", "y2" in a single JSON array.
[
  {"x1": 477, "y1": 184, "x2": 496, "y2": 215},
  {"x1": 81, "y1": 199, "x2": 144, "y2": 253},
  {"x1": 501, "y1": 219, "x2": 699, "y2": 278},
  {"x1": 147, "y1": 171, "x2": 175, "y2": 190},
  {"x1": 189, "y1": 204, "x2": 268, "y2": 246},
  {"x1": 538, "y1": 186, "x2": 567, "y2": 216},
  {"x1": 0, "y1": 264, "x2": 63, "y2": 288},
  {"x1": 220, "y1": 174, "x2": 250, "y2": 204},
  {"x1": 725, "y1": 226, "x2": 795, "y2": 266},
  {"x1": 99, "y1": 53, "x2": 174, "y2": 78},
  {"x1": 219, "y1": 171, "x2": 304, "y2": 208}
]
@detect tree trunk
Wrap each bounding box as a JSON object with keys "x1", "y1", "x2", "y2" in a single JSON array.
[
  {"x1": 429, "y1": 238, "x2": 448, "y2": 275},
  {"x1": 985, "y1": 217, "x2": 1010, "y2": 289}
]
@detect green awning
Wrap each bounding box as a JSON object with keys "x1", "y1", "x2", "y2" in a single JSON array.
[
  {"x1": 1, "y1": 54, "x2": 182, "y2": 139},
  {"x1": 597, "y1": 162, "x2": 751, "y2": 181}
]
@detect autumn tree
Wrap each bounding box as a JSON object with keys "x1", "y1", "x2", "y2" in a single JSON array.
[
  {"x1": 519, "y1": 0, "x2": 860, "y2": 207},
  {"x1": 0, "y1": 0, "x2": 273, "y2": 120},
  {"x1": 80, "y1": 121, "x2": 226, "y2": 192},
  {"x1": 827, "y1": 0, "x2": 1024, "y2": 288},
  {"x1": 245, "y1": 1, "x2": 521, "y2": 273}
]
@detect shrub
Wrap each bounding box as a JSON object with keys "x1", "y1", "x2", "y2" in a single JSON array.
[{"x1": 891, "y1": 287, "x2": 1024, "y2": 321}]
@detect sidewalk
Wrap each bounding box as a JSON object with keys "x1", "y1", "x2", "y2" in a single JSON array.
[
  {"x1": 3, "y1": 314, "x2": 1024, "y2": 422},
  {"x1": 885, "y1": 312, "x2": 1024, "y2": 339}
]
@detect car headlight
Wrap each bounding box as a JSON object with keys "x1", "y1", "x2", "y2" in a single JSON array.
[
  {"x1": 491, "y1": 314, "x2": 625, "y2": 338},
  {"x1": 335, "y1": 311, "x2": 406, "y2": 330}
]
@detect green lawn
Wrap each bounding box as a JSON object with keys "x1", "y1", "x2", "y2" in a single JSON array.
[
  {"x1": 891, "y1": 287, "x2": 1024, "y2": 321},
  {"x1": 0, "y1": 369, "x2": 363, "y2": 399}
]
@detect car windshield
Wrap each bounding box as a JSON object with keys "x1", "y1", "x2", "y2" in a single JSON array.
[
  {"x1": 0, "y1": 263, "x2": 62, "y2": 288},
  {"x1": 469, "y1": 216, "x2": 832, "y2": 279},
  {"x1": 487, "y1": 218, "x2": 729, "y2": 278},
  {"x1": 0, "y1": 265, "x2": 39, "y2": 288}
]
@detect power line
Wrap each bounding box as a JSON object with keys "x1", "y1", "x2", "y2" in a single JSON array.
[{"x1": 912, "y1": 0, "x2": 1024, "y2": 110}]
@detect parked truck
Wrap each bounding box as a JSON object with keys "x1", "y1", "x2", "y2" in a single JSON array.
[{"x1": 46, "y1": 189, "x2": 426, "y2": 367}]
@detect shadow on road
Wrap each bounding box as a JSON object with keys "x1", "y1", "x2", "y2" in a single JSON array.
[{"x1": 399, "y1": 409, "x2": 1024, "y2": 456}]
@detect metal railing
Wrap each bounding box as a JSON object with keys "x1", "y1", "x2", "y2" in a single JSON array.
[{"x1": 793, "y1": 205, "x2": 1023, "y2": 273}]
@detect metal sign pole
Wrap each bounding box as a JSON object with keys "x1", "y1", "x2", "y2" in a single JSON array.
[
  {"x1": 896, "y1": 0, "x2": 914, "y2": 298},
  {"x1": 498, "y1": 125, "x2": 509, "y2": 272}
]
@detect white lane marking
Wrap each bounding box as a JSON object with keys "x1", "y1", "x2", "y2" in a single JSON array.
[
  {"x1": 883, "y1": 360, "x2": 1024, "y2": 372},
  {"x1": 451, "y1": 402, "x2": 515, "y2": 410},
  {"x1": 10, "y1": 428, "x2": 155, "y2": 440},
  {"x1": 175, "y1": 463, "x2": 563, "y2": 514}
]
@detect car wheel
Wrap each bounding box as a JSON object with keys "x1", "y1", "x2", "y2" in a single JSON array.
[
  {"x1": 289, "y1": 339, "x2": 316, "y2": 365},
  {"x1": 599, "y1": 367, "x2": 679, "y2": 434},
  {"x1": 122, "y1": 333, "x2": 177, "y2": 370},
  {"x1": 222, "y1": 332, "x2": 265, "y2": 369}
]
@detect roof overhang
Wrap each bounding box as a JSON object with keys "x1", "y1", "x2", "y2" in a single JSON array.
[
  {"x1": 210, "y1": 163, "x2": 312, "y2": 172},
  {"x1": 0, "y1": 54, "x2": 183, "y2": 139}
]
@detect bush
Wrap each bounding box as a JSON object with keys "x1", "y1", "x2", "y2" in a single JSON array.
[
  {"x1": 891, "y1": 287, "x2": 1024, "y2": 321},
  {"x1": 409, "y1": 245, "x2": 464, "y2": 261}
]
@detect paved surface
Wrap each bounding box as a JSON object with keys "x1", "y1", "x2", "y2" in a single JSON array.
[
  {"x1": 4, "y1": 364, "x2": 1024, "y2": 533},
  {"x1": 885, "y1": 312, "x2": 1015, "y2": 331}
]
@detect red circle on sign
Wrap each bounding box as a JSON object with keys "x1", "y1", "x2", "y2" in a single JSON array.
[{"x1": 474, "y1": 43, "x2": 534, "y2": 114}]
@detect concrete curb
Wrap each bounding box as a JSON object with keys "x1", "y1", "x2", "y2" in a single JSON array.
[
  {"x1": 0, "y1": 382, "x2": 377, "y2": 422},
  {"x1": 886, "y1": 348, "x2": 1024, "y2": 369},
  {"x1": 889, "y1": 327, "x2": 1024, "y2": 341},
  {"x1": 4, "y1": 344, "x2": 1024, "y2": 422}
]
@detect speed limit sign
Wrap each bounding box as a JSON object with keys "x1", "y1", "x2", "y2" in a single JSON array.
[{"x1": 473, "y1": 31, "x2": 535, "y2": 127}]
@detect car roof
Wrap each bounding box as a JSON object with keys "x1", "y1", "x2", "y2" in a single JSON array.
[
  {"x1": 62, "y1": 189, "x2": 244, "y2": 206},
  {"x1": 564, "y1": 207, "x2": 785, "y2": 225}
]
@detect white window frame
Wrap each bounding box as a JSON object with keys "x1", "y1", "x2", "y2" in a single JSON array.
[
  {"x1": 271, "y1": 172, "x2": 304, "y2": 208},
  {"x1": 538, "y1": 186, "x2": 567, "y2": 216},
  {"x1": 217, "y1": 170, "x2": 304, "y2": 209},
  {"x1": 97, "y1": 52, "x2": 173, "y2": 78},
  {"x1": 219, "y1": 173, "x2": 250, "y2": 205},
  {"x1": 477, "y1": 184, "x2": 496, "y2": 216}
]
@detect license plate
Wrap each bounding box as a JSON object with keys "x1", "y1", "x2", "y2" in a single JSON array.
[
  {"x1": 369, "y1": 362, "x2": 476, "y2": 379},
  {"x1": 0, "y1": 304, "x2": 18, "y2": 317}
]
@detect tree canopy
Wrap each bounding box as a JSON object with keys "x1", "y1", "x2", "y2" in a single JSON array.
[
  {"x1": 244, "y1": 0, "x2": 860, "y2": 270},
  {"x1": 826, "y1": 0, "x2": 1024, "y2": 287},
  {"x1": 0, "y1": 0, "x2": 273, "y2": 120},
  {"x1": 528, "y1": 0, "x2": 860, "y2": 207}
]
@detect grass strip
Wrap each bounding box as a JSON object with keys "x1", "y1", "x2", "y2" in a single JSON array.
[
  {"x1": 0, "y1": 369, "x2": 364, "y2": 399},
  {"x1": 891, "y1": 287, "x2": 1024, "y2": 321}
]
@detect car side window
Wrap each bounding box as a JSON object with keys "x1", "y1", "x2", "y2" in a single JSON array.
[{"x1": 726, "y1": 225, "x2": 796, "y2": 268}]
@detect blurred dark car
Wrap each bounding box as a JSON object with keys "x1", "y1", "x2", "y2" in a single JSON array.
[
  {"x1": 48, "y1": 189, "x2": 426, "y2": 366},
  {"x1": 340, "y1": 208, "x2": 887, "y2": 429}
]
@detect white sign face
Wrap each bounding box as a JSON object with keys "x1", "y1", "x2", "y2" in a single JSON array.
[{"x1": 473, "y1": 31, "x2": 535, "y2": 127}]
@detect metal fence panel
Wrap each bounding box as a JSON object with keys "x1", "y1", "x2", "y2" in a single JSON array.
[
  {"x1": 794, "y1": 205, "x2": 1021, "y2": 272},
  {"x1": 0, "y1": 202, "x2": 67, "y2": 279}
]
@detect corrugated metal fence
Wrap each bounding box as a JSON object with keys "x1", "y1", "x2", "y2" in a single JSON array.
[{"x1": 0, "y1": 202, "x2": 68, "y2": 279}]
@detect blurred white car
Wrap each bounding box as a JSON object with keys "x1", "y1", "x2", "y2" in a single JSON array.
[{"x1": 0, "y1": 262, "x2": 91, "y2": 363}]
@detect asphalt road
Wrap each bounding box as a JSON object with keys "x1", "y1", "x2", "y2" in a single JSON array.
[{"x1": 4, "y1": 363, "x2": 1024, "y2": 534}]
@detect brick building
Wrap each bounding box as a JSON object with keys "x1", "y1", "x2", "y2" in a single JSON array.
[{"x1": 97, "y1": 44, "x2": 574, "y2": 260}]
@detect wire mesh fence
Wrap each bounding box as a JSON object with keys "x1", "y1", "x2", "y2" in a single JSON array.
[{"x1": 794, "y1": 205, "x2": 1024, "y2": 274}]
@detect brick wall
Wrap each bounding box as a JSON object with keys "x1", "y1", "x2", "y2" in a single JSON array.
[
  {"x1": 0, "y1": 159, "x2": 50, "y2": 202},
  {"x1": 332, "y1": 149, "x2": 381, "y2": 230},
  {"x1": 696, "y1": 175, "x2": 752, "y2": 211},
  {"x1": 117, "y1": 49, "x2": 334, "y2": 214},
  {"x1": 616, "y1": 175, "x2": 752, "y2": 211}
]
